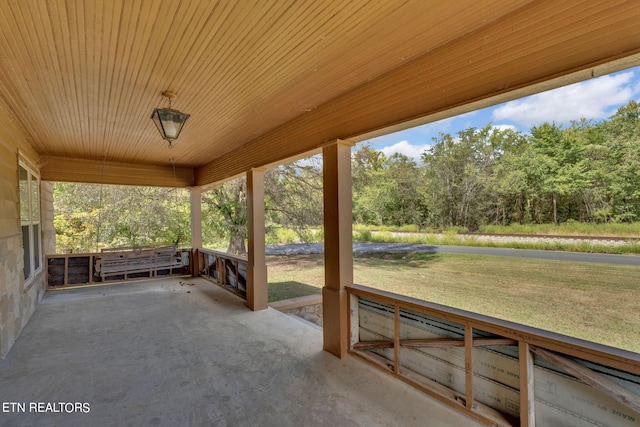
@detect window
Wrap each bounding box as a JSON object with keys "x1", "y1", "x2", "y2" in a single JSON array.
[{"x1": 19, "y1": 163, "x2": 41, "y2": 283}]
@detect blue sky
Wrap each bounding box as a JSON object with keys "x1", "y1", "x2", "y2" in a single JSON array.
[{"x1": 361, "y1": 66, "x2": 640, "y2": 162}]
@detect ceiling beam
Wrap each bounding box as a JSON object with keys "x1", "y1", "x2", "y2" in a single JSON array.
[
  {"x1": 195, "y1": 0, "x2": 640, "y2": 187},
  {"x1": 40, "y1": 156, "x2": 194, "y2": 187}
]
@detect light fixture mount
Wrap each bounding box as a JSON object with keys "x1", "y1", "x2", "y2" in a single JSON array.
[{"x1": 150, "y1": 91, "x2": 190, "y2": 148}]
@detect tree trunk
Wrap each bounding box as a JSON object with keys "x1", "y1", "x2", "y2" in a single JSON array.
[{"x1": 227, "y1": 234, "x2": 246, "y2": 255}]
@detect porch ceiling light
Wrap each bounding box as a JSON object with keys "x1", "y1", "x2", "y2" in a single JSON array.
[{"x1": 150, "y1": 91, "x2": 190, "y2": 148}]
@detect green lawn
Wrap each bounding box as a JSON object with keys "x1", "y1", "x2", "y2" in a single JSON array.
[{"x1": 267, "y1": 253, "x2": 640, "y2": 353}]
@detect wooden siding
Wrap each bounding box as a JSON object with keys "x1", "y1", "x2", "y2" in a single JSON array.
[{"x1": 40, "y1": 156, "x2": 194, "y2": 187}]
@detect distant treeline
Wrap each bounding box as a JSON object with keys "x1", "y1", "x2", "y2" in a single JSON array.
[{"x1": 352, "y1": 101, "x2": 640, "y2": 231}]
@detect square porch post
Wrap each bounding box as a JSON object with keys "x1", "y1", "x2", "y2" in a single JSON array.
[
  {"x1": 322, "y1": 140, "x2": 354, "y2": 358},
  {"x1": 190, "y1": 188, "x2": 202, "y2": 276},
  {"x1": 246, "y1": 168, "x2": 268, "y2": 311}
]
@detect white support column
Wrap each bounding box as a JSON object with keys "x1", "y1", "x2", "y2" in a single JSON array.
[
  {"x1": 246, "y1": 168, "x2": 268, "y2": 311},
  {"x1": 322, "y1": 139, "x2": 354, "y2": 358}
]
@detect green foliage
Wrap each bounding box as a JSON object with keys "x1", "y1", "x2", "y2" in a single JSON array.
[
  {"x1": 352, "y1": 145, "x2": 391, "y2": 225},
  {"x1": 202, "y1": 158, "x2": 324, "y2": 253},
  {"x1": 353, "y1": 230, "x2": 373, "y2": 242},
  {"x1": 353, "y1": 224, "x2": 421, "y2": 233},
  {"x1": 441, "y1": 226, "x2": 468, "y2": 235},
  {"x1": 264, "y1": 157, "x2": 323, "y2": 243},
  {"x1": 480, "y1": 222, "x2": 640, "y2": 237},
  {"x1": 202, "y1": 178, "x2": 247, "y2": 254},
  {"x1": 353, "y1": 101, "x2": 640, "y2": 231},
  {"x1": 419, "y1": 125, "x2": 529, "y2": 230},
  {"x1": 53, "y1": 183, "x2": 191, "y2": 253}
]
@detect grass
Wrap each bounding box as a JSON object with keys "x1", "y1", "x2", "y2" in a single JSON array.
[
  {"x1": 353, "y1": 222, "x2": 640, "y2": 237},
  {"x1": 359, "y1": 230, "x2": 640, "y2": 254},
  {"x1": 479, "y1": 222, "x2": 640, "y2": 237},
  {"x1": 268, "y1": 281, "x2": 321, "y2": 302},
  {"x1": 267, "y1": 252, "x2": 640, "y2": 353},
  {"x1": 267, "y1": 256, "x2": 324, "y2": 302},
  {"x1": 353, "y1": 223, "x2": 422, "y2": 233}
]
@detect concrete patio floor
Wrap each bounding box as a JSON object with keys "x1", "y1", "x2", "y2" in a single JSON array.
[{"x1": 0, "y1": 278, "x2": 481, "y2": 427}]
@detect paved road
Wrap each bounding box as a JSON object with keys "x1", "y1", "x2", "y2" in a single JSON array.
[{"x1": 265, "y1": 242, "x2": 640, "y2": 266}]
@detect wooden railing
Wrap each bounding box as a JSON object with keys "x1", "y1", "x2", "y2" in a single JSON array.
[
  {"x1": 46, "y1": 248, "x2": 192, "y2": 289},
  {"x1": 346, "y1": 284, "x2": 640, "y2": 427},
  {"x1": 197, "y1": 248, "x2": 247, "y2": 300}
]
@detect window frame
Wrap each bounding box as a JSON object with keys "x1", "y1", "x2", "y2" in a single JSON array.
[{"x1": 19, "y1": 161, "x2": 42, "y2": 288}]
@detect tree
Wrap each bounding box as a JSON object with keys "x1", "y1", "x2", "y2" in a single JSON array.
[
  {"x1": 383, "y1": 153, "x2": 424, "y2": 226},
  {"x1": 529, "y1": 122, "x2": 591, "y2": 224},
  {"x1": 594, "y1": 101, "x2": 640, "y2": 222},
  {"x1": 53, "y1": 183, "x2": 191, "y2": 253},
  {"x1": 265, "y1": 157, "x2": 323, "y2": 242},
  {"x1": 421, "y1": 125, "x2": 512, "y2": 230},
  {"x1": 352, "y1": 145, "x2": 390, "y2": 225},
  {"x1": 202, "y1": 178, "x2": 247, "y2": 255}
]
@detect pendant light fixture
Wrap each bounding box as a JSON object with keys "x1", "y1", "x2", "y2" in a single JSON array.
[{"x1": 150, "y1": 91, "x2": 190, "y2": 148}]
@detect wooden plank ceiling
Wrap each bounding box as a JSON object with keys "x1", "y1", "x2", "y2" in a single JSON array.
[{"x1": 0, "y1": 0, "x2": 639, "y2": 187}]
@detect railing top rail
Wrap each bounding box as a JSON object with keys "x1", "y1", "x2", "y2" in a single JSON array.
[
  {"x1": 198, "y1": 247, "x2": 248, "y2": 262},
  {"x1": 45, "y1": 248, "x2": 192, "y2": 259},
  {"x1": 46, "y1": 252, "x2": 101, "y2": 258},
  {"x1": 347, "y1": 283, "x2": 640, "y2": 374}
]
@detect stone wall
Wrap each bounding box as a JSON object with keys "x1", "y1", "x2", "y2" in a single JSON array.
[
  {"x1": 0, "y1": 234, "x2": 46, "y2": 358},
  {"x1": 270, "y1": 295, "x2": 323, "y2": 327},
  {"x1": 284, "y1": 303, "x2": 323, "y2": 327},
  {"x1": 0, "y1": 105, "x2": 49, "y2": 359}
]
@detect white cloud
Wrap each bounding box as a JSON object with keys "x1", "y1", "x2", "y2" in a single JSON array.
[
  {"x1": 492, "y1": 72, "x2": 638, "y2": 127},
  {"x1": 492, "y1": 124, "x2": 517, "y2": 132},
  {"x1": 381, "y1": 140, "x2": 430, "y2": 162}
]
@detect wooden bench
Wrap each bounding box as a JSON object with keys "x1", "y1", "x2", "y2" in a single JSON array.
[{"x1": 95, "y1": 245, "x2": 183, "y2": 281}]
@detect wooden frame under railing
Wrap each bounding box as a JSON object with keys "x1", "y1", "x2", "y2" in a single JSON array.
[
  {"x1": 346, "y1": 284, "x2": 640, "y2": 427},
  {"x1": 197, "y1": 248, "x2": 248, "y2": 300},
  {"x1": 45, "y1": 248, "x2": 193, "y2": 289}
]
